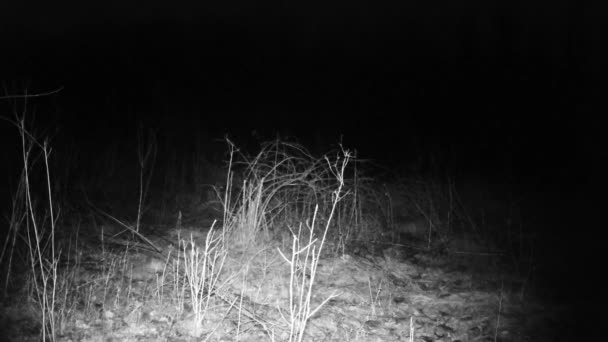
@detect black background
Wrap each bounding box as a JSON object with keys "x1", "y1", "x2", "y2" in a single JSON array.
[{"x1": 0, "y1": 0, "x2": 604, "y2": 320}]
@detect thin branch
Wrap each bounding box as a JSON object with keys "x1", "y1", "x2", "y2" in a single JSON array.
[{"x1": 0, "y1": 87, "x2": 64, "y2": 100}]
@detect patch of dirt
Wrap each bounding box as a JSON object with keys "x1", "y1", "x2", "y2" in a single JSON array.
[{"x1": 0, "y1": 225, "x2": 567, "y2": 342}]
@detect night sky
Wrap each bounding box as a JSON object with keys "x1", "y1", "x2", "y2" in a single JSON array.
[{"x1": 0, "y1": 0, "x2": 604, "y2": 291}]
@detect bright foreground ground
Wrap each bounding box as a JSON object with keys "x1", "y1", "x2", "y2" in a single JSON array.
[{"x1": 1, "y1": 223, "x2": 564, "y2": 342}]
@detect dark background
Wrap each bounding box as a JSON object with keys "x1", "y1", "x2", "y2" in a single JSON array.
[{"x1": 0, "y1": 0, "x2": 604, "y2": 317}]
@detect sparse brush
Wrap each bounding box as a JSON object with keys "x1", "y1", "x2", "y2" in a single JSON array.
[
  {"x1": 221, "y1": 138, "x2": 365, "y2": 251},
  {"x1": 0, "y1": 112, "x2": 61, "y2": 341},
  {"x1": 179, "y1": 223, "x2": 227, "y2": 337},
  {"x1": 276, "y1": 148, "x2": 351, "y2": 342}
]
